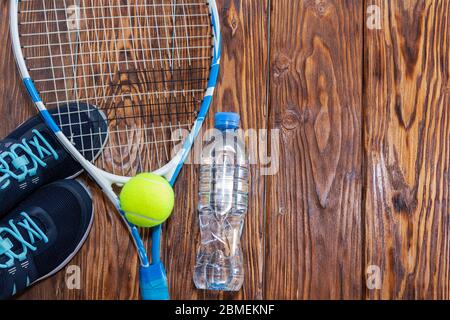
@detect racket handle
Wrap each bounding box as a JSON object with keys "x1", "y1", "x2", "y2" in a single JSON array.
[{"x1": 139, "y1": 263, "x2": 170, "y2": 300}]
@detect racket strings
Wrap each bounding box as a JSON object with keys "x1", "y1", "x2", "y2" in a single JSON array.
[
  {"x1": 18, "y1": 0, "x2": 213, "y2": 175},
  {"x1": 37, "y1": 67, "x2": 208, "y2": 94}
]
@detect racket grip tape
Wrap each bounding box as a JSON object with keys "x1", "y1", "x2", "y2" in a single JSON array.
[{"x1": 139, "y1": 263, "x2": 170, "y2": 300}]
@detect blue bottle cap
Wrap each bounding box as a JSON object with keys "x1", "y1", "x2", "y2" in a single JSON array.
[{"x1": 214, "y1": 112, "x2": 240, "y2": 130}]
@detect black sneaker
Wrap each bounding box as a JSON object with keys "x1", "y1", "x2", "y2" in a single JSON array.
[
  {"x1": 0, "y1": 103, "x2": 108, "y2": 217},
  {"x1": 0, "y1": 179, "x2": 94, "y2": 299}
]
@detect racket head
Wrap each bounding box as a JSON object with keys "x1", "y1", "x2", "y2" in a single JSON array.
[{"x1": 10, "y1": 0, "x2": 221, "y2": 183}]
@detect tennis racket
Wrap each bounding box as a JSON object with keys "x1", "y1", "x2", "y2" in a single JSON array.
[{"x1": 10, "y1": 0, "x2": 221, "y2": 300}]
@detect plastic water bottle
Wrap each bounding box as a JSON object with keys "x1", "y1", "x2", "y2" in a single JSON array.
[{"x1": 193, "y1": 112, "x2": 249, "y2": 291}]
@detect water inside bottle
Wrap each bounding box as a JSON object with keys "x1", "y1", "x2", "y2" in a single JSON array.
[{"x1": 194, "y1": 130, "x2": 248, "y2": 291}]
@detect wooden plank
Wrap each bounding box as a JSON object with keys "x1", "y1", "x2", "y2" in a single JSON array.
[
  {"x1": 165, "y1": 0, "x2": 269, "y2": 300},
  {"x1": 0, "y1": 0, "x2": 268, "y2": 299},
  {"x1": 2, "y1": 0, "x2": 448, "y2": 301},
  {"x1": 265, "y1": 0, "x2": 364, "y2": 299},
  {"x1": 0, "y1": 1, "x2": 35, "y2": 137},
  {"x1": 1, "y1": 1, "x2": 92, "y2": 300},
  {"x1": 364, "y1": 0, "x2": 450, "y2": 299}
]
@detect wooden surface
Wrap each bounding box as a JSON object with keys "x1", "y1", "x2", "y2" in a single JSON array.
[
  {"x1": 364, "y1": 0, "x2": 450, "y2": 299},
  {"x1": 0, "y1": 0, "x2": 449, "y2": 300},
  {"x1": 266, "y1": 0, "x2": 364, "y2": 299}
]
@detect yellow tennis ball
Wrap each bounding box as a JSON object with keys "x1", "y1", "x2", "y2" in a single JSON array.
[{"x1": 119, "y1": 173, "x2": 174, "y2": 228}]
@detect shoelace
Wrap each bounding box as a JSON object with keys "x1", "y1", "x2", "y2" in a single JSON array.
[
  {"x1": 0, "y1": 130, "x2": 59, "y2": 190},
  {"x1": 0, "y1": 212, "x2": 49, "y2": 269}
]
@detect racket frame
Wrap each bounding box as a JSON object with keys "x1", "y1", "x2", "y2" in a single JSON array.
[{"x1": 9, "y1": 0, "x2": 221, "y2": 300}]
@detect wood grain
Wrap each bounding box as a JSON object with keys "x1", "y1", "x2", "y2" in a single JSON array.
[
  {"x1": 3, "y1": 0, "x2": 269, "y2": 300},
  {"x1": 265, "y1": 0, "x2": 364, "y2": 299},
  {"x1": 6, "y1": 0, "x2": 216, "y2": 300},
  {"x1": 164, "y1": 0, "x2": 269, "y2": 300},
  {"x1": 1, "y1": 0, "x2": 450, "y2": 300},
  {"x1": 0, "y1": 2, "x2": 35, "y2": 137},
  {"x1": 1, "y1": 0, "x2": 118, "y2": 299},
  {"x1": 364, "y1": 0, "x2": 450, "y2": 299}
]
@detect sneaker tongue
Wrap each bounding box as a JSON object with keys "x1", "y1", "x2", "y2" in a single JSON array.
[{"x1": 0, "y1": 213, "x2": 48, "y2": 262}]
